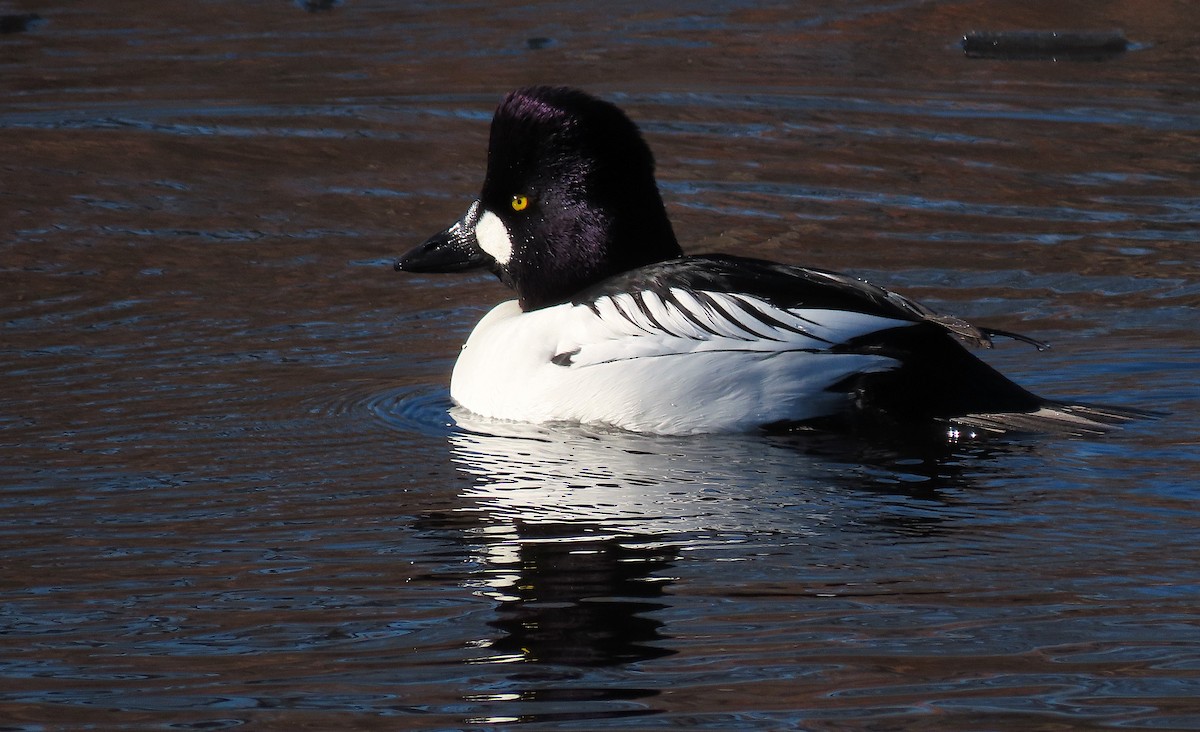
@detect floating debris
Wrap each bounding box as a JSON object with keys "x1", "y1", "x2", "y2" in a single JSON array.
[
  {"x1": 295, "y1": 0, "x2": 343, "y2": 12},
  {"x1": 526, "y1": 37, "x2": 555, "y2": 50},
  {"x1": 0, "y1": 13, "x2": 43, "y2": 34},
  {"x1": 962, "y1": 30, "x2": 1128, "y2": 60}
]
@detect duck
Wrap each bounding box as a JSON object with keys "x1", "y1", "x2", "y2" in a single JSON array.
[{"x1": 395, "y1": 86, "x2": 1140, "y2": 437}]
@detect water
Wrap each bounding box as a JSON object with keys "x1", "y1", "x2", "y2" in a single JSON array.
[{"x1": 3, "y1": 1, "x2": 1199, "y2": 729}]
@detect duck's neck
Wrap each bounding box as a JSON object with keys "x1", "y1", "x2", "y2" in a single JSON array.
[{"x1": 513, "y1": 209, "x2": 682, "y2": 311}]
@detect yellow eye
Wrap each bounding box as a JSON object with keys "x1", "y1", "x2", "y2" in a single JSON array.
[{"x1": 511, "y1": 194, "x2": 530, "y2": 212}]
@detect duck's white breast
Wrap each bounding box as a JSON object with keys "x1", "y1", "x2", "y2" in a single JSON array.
[{"x1": 449, "y1": 294, "x2": 906, "y2": 435}]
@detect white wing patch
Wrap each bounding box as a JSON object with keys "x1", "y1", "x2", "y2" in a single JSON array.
[{"x1": 561, "y1": 289, "x2": 913, "y2": 368}]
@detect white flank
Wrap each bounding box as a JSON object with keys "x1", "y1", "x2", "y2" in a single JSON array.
[
  {"x1": 449, "y1": 293, "x2": 912, "y2": 435},
  {"x1": 475, "y1": 210, "x2": 513, "y2": 265}
]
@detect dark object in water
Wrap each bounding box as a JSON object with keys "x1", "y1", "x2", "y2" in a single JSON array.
[
  {"x1": 295, "y1": 0, "x2": 342, "y2": 11},
  {"x1": 0, "y1": 13, "x2": 42, "y2": 34},
  {"x1": 962, "y1": 30, "x2": 1128, "y2": 60},
  {"x1": 526, "y1": 37, "x2": 555, "y2": 50}
]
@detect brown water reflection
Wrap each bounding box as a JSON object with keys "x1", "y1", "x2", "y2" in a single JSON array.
[{"x1": 3, "y1": 0, "x2": 1199, "y2": 729}]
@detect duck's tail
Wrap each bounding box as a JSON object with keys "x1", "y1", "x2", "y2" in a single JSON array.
[{"x1": 947, "y1": 401, "x2": 1160, "y2": 437}]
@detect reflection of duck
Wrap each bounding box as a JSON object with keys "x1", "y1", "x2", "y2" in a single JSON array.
[
  {"x1": 451, "y1": 422, "x2": 786, "y2": 670},
  {"x1": 450, "y1": 423, "x2": 686, "y2": 669},
  {"x1": 396, "y1": 86, "x2": 1144, "y2": 436},
  {"x1": 437, "y1": 416, "x2": 1024, "y2": 724},
  {"x1": 450, "y1": 419, "x2": 836, "y2": 537},
  {"x1": 446, "y1": 417, "x2": 1010, "y2": 672},
  {"x1": 448, "y1": 415, "x2": 997, "y2": 538}
]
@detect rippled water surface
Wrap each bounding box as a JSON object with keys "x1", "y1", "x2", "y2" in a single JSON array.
[{"x1": 3, "y1": 1, "x2": 1199, "y2": 729}]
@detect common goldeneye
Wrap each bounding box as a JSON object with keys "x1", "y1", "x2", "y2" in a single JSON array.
[{"x1": 396, "y1": 86, "x2": 1139, "y2": 436}]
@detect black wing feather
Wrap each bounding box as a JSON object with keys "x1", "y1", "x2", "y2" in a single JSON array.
[
  {"x1": 574, "y1": 254, "x2": 922, "y2": 319},
  {"x1": 572, "y1": 254, "x2": 1044, "y2": 347}
]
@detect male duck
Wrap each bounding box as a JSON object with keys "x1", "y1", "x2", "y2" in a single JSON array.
[{"x1": 396, "y1": 86, "x2": 1137, "y2": 437}]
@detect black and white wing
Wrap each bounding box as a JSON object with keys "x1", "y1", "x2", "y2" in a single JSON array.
[
  {"x1": 562, "y1": 254, "x2": 1112, "y2": 430},
  {"x1": 559, "y1": 285, "x2": 916, "y2": 367}
]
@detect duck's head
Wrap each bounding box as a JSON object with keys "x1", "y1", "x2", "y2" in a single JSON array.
[{"x1": 396, "y1": 86, "x2": 682, "y2": 311}]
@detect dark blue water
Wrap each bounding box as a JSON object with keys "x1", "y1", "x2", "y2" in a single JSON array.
[{"x1": 3, "y1": 1, "x2": 1199, "y2": 729}]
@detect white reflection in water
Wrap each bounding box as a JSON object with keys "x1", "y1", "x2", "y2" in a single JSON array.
[
  {"x1": 447, "y1": 415, "x2": 839, "y2": 539},
  {"x1": 445, "y1": 411, "x2": 986, "y2": 537},
  {"x1": 438, "y1": 413, "x2": 1001, "y2": 671}
]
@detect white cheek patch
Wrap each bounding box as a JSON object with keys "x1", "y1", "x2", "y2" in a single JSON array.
[{"x1": 475, "y1": 210, "x2": 514, "y2": 266}]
